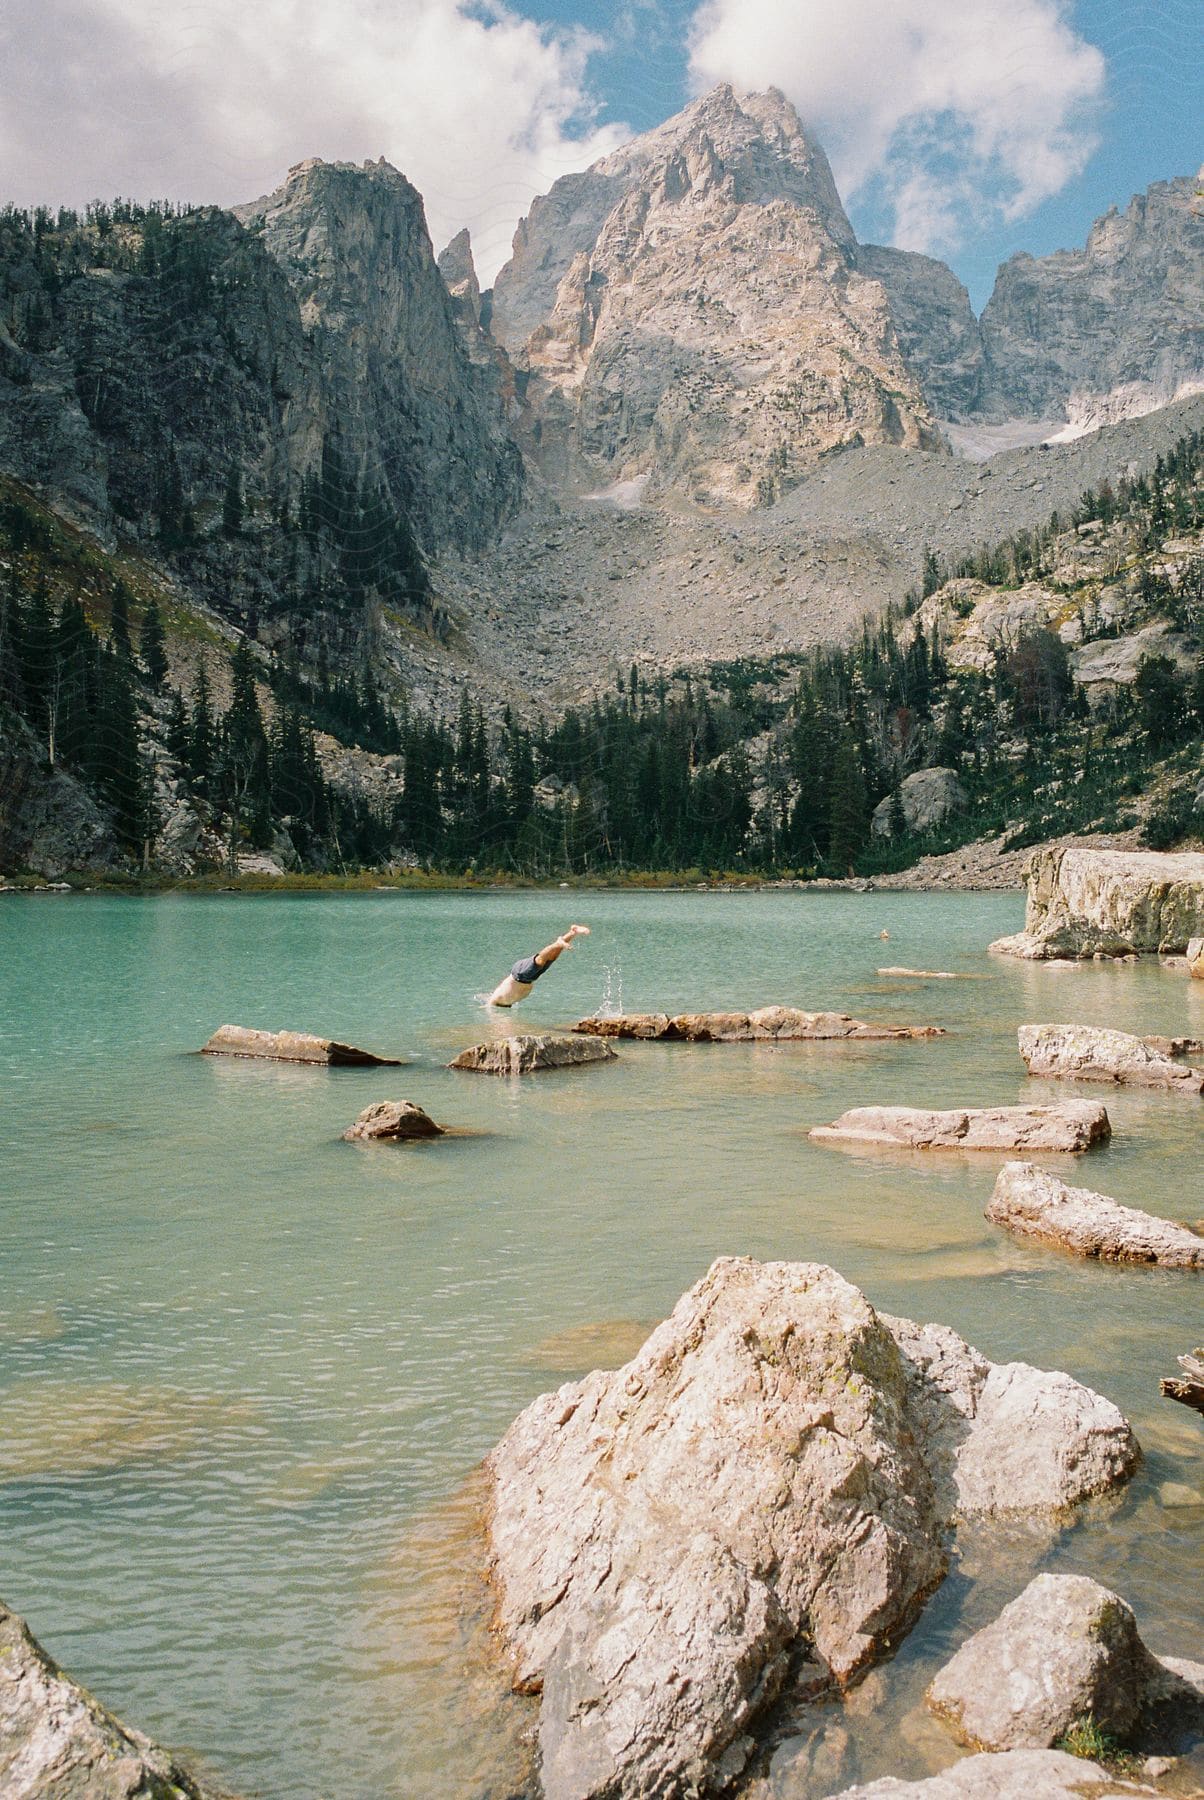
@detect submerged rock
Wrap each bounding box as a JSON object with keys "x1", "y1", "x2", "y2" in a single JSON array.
[
  {"x1": 449, "y1": 1034, "x2": 616, "y2": 1074},
  {"x1": 989, "y1": 847, "x2": 1204, "y2": 959},
  {"x1": 0, "y1": 1598, "x2": 238, "y2": 1798},
  {"x1": 1018, "y1": 1023, "x2": 1204, "y2": 1093},
  {"x1": 926, "y1": 1573, "x2": 1204, "y2": 1753},
  {"x1": 826, "y1": 1748, "x2": 1149, "y2": 1798},
  {"x1": 342, "y1": 1100, "x2": 444, "y2": 1141},
  {"x1": 202, "y1": 1024, "x2": 402, "y2": 1066},
  {"x1": 810, "y1": 1102, "x2": 1111, "y2": 1153},
  {"x1": 988, "y1": 1162, "x2": 1204, "y2": 1266},
  {"x1": 485, "y1": 1257, "x2": 1137, "y2": 1800},
  {"x1": 573, "y1": 1007, "x2": 942, "y2": 1042}
]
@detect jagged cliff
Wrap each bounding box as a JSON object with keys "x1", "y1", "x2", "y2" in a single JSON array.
[
  {"x1": 975, "y1": 172, "x2": 1204, "y2": 431},
  {"x1": 490, "y1": 86, "x2": 941, "y2": 507},
  {"x1": 0, "y1": 159, "x2": 522, "y2": 622}
]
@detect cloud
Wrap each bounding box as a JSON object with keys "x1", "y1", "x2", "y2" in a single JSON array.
[
  {"x1": 0, "y1": 0, "x2": 628, "y2": 282},
  {"x1": 687, "y1": 0, "x2": 1106, "y2": 252}
]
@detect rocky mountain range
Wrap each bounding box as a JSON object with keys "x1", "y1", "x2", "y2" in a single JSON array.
[{"x1": 0, "y1": 82, "x2": 1201, "y2": 708}]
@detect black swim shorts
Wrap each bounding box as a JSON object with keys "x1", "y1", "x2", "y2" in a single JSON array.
[{"x1": 510, "y1": 955, "x2": 545, "y2": 985}]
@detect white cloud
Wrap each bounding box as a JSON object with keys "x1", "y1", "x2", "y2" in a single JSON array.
[
  {"x1": 0, "y1": 0, "x2": 628, "y2": 282},
  {"x1": 687, "y1": 0, "x2": 1106, "y2": 252}
]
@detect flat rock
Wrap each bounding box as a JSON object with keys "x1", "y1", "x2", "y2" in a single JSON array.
[
  {"x1": 989, "y1": 847, "x2": 1204, "y2": 959},
  {"x1": 1018, "y1": 1023, "x2": 1204, "y2": 1093},
  {"x1": 825, "y1": 1748, "x2": 1152, "y2": 1798},
  {"x1": 342, "y1": 1100, "x2": 444, "y2": 1141},
  {"x1": 0, "y1": 1597, "x2": 238, "y2": 1798},
  {"x1": 202, "y1": 1024, "x2": 401, "y2": 1066},
  {"x1": 877, "y1": 967, "x2": 966, "y2": 979},
  {"x1": 449, "y1": 1034, "x2": 616, "y2": 1074},
  {"x1": 485, "y1": 1257, "x2": 1137, "y2": 1800},
  {"x1": 810, "y1": 1102, "x2": 1111, "y2": 1152},
  {"x1": 926, "y1": 1573, "x2": 1204, "y2": 1753},
  {"x1": 573, "y1": 1006, "x2": 942, "y2": 1042},
  {"x1": 988, "y1": 1162, "x2": 1204, "y2": 1266}
]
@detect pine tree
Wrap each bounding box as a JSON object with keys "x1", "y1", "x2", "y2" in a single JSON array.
[
  {"x1": 189, "y1": 664, "x2": 214, "y2": 791},
  {"x1": 826, "y1": 730, "x2": 867, "y2": 874},
  {"x1": 109, "y1": 581, "x2": 133, "y2": 659},
  {"x1": 139, "y1": 599, "x2": 169, "y2": 686}
]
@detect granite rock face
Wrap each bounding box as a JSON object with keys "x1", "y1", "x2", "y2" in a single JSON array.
[
  {"x1": 449, "y1": 1034, "x2": 616, "y2": 1074},
  {"x1": 491, "y1": 85, "x2": 940, "y2": 507},
  {"x1": 989, "y1": 847, "x2": 1204, "y2": 959},
  {"x1": 342, "y1": 1100, "x2": 443, "y2": 1141},
  {"x1": 237, "y1": 158, "x2": 522, "y2": 554},
  {"x1": 1018, "y1": 1023, "x2": 1204, "y2": 1093},
  {"x1": 0, "y1": 1598, "x2": 237, "y2": 1799},
  {"x1": 989, "y1": 1161, "x2": 1204, "y2": 1266},
  {"x1": 574, "y1": 1007, "x2": 942, "y2": 1042},
  {"x1": 871, "y1": 767, "x2": 968, "y2": 838},
  {"x1": 485, "y1": 1257, "x2": 1138, "y2": 1800},
  {"x1": 810, "y1": 1102, "x2": 1111, "y2": 1153},
  {"x1": 926, "y1": 1573, "x2": 1204, "y2": 1753},
  {"x1": 853, "y1": 244, "x2": 984, "y2": 419},
  {"x1": 202, "y1": 1024, "x2": 401, "y2": 1066},
  {"x1": 976, "y1": 173, "x2": 1204, "y2": 432}
]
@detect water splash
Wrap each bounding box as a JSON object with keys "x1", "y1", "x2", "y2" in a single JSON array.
[{"x1": 598, "y1": 963, "x2": 623, "y2": 1018}]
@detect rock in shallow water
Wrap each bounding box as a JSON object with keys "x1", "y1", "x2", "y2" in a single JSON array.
[
  {"x1": 573, "y1": 1006, "x2": 942, "y2": 1041},
  {"x1": 1018, "y1": 1023, "x2": 1204, "y2": 1093},
  {"x1": 989, "y1": 847, "x2": 1204, "y2": 959},
  {"x1": 825, "y1": 1748, "x2": 1149, "y2": 1798},
  {"x1": 202, "y1": 1024, "x2": 402, "y2": 1066},
  {"x1": 926, "y1": 1572, "x2": 1204, "y2": 1754},
  {"x1": 342, "y1": 1100, "x2": 444, "y2": 1141},
  {"x1": 449, "y1": 1034, "x2": 616, "y2": 1074},
  {"x1": 987, "y1": 1162, "x2": 1204, "y2": 1266},
  {"x1": 485, "y1": 1256, "x2": 1138, "y2": 1800},
  {"x1": 0, "y1": 1598, "x2": 239, "y2": 1798},
  {"x1": 810, "y1": 1102, "x2": 1110, "y2": 1152}
]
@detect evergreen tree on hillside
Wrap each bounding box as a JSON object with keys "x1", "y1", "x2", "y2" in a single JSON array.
[
  {"x1": 827, "y1": 730, "x2": 867, "y2": 874},
  {"x1": 139, "y1": 600, "x2": 169, "y2": 687}
]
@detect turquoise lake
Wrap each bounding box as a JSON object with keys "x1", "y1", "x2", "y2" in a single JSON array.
[{"x1": 1, "y1": 889, "x2": 1202, "y2": 1798}]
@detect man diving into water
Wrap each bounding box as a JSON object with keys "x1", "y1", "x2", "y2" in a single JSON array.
[{"x1": 487, "y1": 925, "x2": 591, "y2": 1007}]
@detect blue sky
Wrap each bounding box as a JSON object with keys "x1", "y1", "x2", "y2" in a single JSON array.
[{"x1": 2, "y1": 0, "x2": 1199, "y2": 309}]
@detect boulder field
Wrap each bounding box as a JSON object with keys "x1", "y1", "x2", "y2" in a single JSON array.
[
  {"x1": 988, "y1": 1162, "x2": 1204, "y2": 1266},
  {"x1": 990, "y1": 847, "x2": 1204, "y2": 960},
  {"x1": 809, "y1": 1102, "x2": 1111, "y2": 1152},
  {"x1": 484, "y1": 1257, "x2": 1138, "y2": 1800}
]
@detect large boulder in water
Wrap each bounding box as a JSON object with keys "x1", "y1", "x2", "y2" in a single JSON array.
[
  {"x1": 810, "y1": 1101, "x2": 1111, "y2": 1152},
  {"x1": 1018, "y1": 1022, "x2": 1204, "y2": 1093},
  {"x1": 449, "y1": 1034, "x2": 616, "y2": 1074},
  {"x1": 926, "y1": 1572, "x2": 1204, "y2": 1753},
  {"x1": 0, "y1": 1597, "x2": 239, "y2": 1797},
  {"x1": 988, "y1": 1162, "x2": 1204, "y2": 1266},
  {"x1": 989, "y1": 847, "x2": 1204, "y2": 959},
  {"x1": 485, "y1": 1257, "x2": 1138, "y2": 1800}
]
